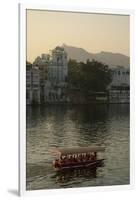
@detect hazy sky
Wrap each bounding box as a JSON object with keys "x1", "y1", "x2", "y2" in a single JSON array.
[{"x1": 27, "y1": 9, "x2": 130, "y2": 62}]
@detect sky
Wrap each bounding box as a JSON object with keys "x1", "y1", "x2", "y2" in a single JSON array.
[{"x1": 26, "y1": 9, "x2": 130, "y2": 63}]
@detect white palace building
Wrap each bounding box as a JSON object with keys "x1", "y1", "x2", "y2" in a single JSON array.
[
  {"x1": 108, "y1": 66, "x2": 130, "y2": 103},
  {"x1": 44, "y1": 46, "x2": 68, "y2": 103},
  {"x1": 26, "y1": 46, "x2": 68, "y2": 104},
  {"x1": 47, "y1": 46, "x2": 68, "y2": 83}
]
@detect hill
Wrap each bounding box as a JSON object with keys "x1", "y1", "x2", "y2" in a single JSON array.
[{"x1": 62, "y1": 44, "x2": 129, "y2": 68}]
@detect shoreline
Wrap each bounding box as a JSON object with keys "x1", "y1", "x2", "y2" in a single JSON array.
[{"x1": 26, "y1": 102, "x2": 130, "y2": 106}]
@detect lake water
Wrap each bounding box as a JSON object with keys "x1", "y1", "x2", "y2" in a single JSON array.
[{"x1": 26, "y1": 104, "x2": 130, "y2": 190}]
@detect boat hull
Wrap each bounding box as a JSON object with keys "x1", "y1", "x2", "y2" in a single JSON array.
[{"x1": 55, "y1": 159, "x2": 104, "y2": 171}]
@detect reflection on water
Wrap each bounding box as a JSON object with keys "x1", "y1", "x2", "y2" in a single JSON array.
[
  {"x1": 26, "y1": 104, "x2": 130, "y2": 190},
  {"x1": 54, "y1": 168, "x2": 98, "y2": 186}
]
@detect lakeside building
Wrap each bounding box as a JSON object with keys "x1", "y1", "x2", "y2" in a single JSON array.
[
  {"x1": 47, "y1": 47, "x2": 68, "y2": 83},
  {"x1": 26, "y1": 63, "x2": 40, "y2": 105},
  {"x1": 44, "y1": 47, "x2": 68, "y2": 103},
  {"x1": 108, "y1": 66, "x2": 130, "y2": 103},
  {"x1": 33, "y1": 54, "x2": 50, "y2": 103},
  {"x1": 27, "y1": 47, "x2": 68, "y2": 104}
]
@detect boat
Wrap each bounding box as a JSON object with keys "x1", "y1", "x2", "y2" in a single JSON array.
[{"x1": 52, "y1": 146, "x2": 105, "y2": 171}]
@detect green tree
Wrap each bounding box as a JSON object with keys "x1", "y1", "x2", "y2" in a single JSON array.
[
  {"x1": 68, "y1": 59, "x2": 82, "y2": 87},
  {"x1": 81, "y1": 60, "x2": 112, "y2": 92},
  {"x1": 68, "y1": 59, "x2": 112, "y2": 93}
]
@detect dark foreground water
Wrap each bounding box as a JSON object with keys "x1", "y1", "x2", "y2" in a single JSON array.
[{"x1": 26, "y1": 104, "x2": 130, "y2": 190}]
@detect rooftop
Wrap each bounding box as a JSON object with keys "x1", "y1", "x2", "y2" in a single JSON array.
[{"x1": 52, "y1": 146, "x2": 105, "y2": 156}]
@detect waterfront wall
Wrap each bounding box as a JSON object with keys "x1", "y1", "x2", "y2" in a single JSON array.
[{"x1": 27, "y1": 88, "x2": 130, "y2": 105}]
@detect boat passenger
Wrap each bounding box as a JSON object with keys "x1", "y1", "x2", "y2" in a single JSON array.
[
  {"x1": 94, "y1": 152, "x2": 97, "y2": 160},
  {"x1": 73, "y1": 155, "x2": 76, "y2": 162},
  {"x1": 90, "y1": 153, "x2": 94, "y2": 160},
  {"x1": 63, "y1": 155, "x2": 67, "y2": 163},
  {"x1": 60, "y1": 155, "x2": 63, "y2": 160},
  {"x1": 54, "y1": 159, "x2": 61, "y2": 167},
  {"x1": 81, "y1": 154, "x2": 84, "y2": 160},
  {"x1": 78, "y1": 154, "x2": 81, "y2": 162},
  {"x1": 76, "y1": 155, "x2": 80, "y2": 163},
  {"x1": 70, "y1": 155, "x2": 73, "y2": 161},
  {"x1": 86, "y1": 153, "x2": 90, "y2": 160}
]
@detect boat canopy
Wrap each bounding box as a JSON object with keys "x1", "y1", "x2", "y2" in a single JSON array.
[{"x1": 53, "y1": 146, "x2": 105, "y2": 156}]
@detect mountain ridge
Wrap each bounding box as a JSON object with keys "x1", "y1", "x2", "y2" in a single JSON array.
[{"x1": 62, "y1": 44, "x2": 129, "y2": 68}]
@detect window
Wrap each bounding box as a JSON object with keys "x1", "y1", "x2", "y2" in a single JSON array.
[
  {"x1": 34, "y1": 75, "x2": 39, "y2": 79},
  {"x1": 26, "y1": 75, "x2": 30, "y2": 79},
  {"x1": 33, "y1": 84, "x2": 38, "y2": 88}
]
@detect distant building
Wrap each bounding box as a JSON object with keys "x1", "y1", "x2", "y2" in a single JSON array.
[
  {"x1": 44, "y1": 47, "x2": 68, "y2": 102},
  {"x1": 110, "y1": 66, "x2": 129, "y2": 87},
  {"x1": 26, "y1": 63, "x2": 32, "y2": 105},
  {"x1": 26, "y1": 63, "x2": 40, "y2": 105},
  {"x1": 47, "y1": 46, "x2": 68, "y2": 84},
  {"x1": 33, "y1": 54, "x2": 50, "y2": 66},
  {"x1": 108, "y1": 66, "x2": 130, "y2": 103},
  {"x1": 31, "y1": 67, "x2": 40, "y2": 104},
  {"x1": 31, "y1": 47, "x2": 68, "y2": 103},
  {"x1": 33, "y1": 54, "x2": 50, "y2": 103}
]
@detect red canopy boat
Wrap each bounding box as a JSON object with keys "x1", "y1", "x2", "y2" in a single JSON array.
[{"x1": 52, "y1": 146, "x2": 105, "y2": 170}]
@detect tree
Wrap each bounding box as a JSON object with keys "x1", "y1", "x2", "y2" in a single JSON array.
[
  {"x1": 81, "y1": 59, "x2": 112, "y2": 92},
  {"x1": 68, "y1": 59, "x2": 82, "y2": 87},
  {"x1": 68, "y1": 59, "x2": 112, "y2": 93}
]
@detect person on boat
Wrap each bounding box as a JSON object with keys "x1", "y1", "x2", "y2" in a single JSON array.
[
  {"x1": 90, "y1": 153, "x2": 95, "y2": 160},
  {"x1": 69, "y1": 155, "x2": 76, "y2": 165},
  {"x1": 94, "y1": 152, "x2": 97, "y2": 160},
  {"x1": 84, "y1": 153, "x2": 88, "y2": 162},
  {"x1": 69, "y1": 155, "x2": 73, "y2": 162},
  {"x1": 65, "y1": 156, "x2": 71, "y2": 165},
  {"x1": 54, "y1": 159, "x2": 61, "y2": 168},
  {"x1": 76, "y1": 155, "x2": 80, "y2": 162},
  {"x1": 76, "y1": 155, "x2": 80, "y2": 163},
  {"x1": 60, "y1": 155, "x2": 63, "y2": 160},
  {"x1": 62, "y1": 155, "x2": 67, "y2": 163},
  {"x1": 85, "y1": 153, "x2": 88, "y2": 161},
  {"x1": 86, "y1": 153, "x2": 90, "y2": 160},
  {"x1": 73, "y1": 155, "x2": 76, "y2": 162},
  {"x1": 88, "y1": 154, "x2": 92, "y2": 161},
  {"x1": 81, "y1": 154, "x2": 84, "y2": 161}
]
